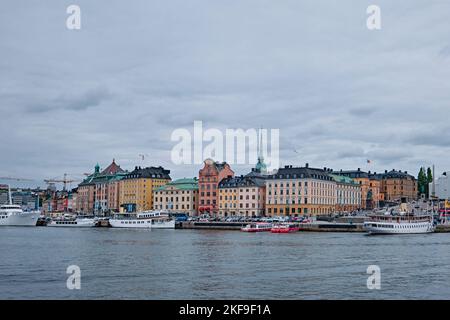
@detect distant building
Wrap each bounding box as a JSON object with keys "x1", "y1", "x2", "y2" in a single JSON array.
[
  {"x1": 430, "y1": 172, "x2": 450, "y2": 200},
  {"x1": 119, "y1": 166, "x2": 171, "y2": 213},
  {"x1": 153, "y1": 178, "x2": 198, "y2": 216},
  {"x1": 329, "y1": 174, "x2": 362, "y2": 213},
  {"x1": 265, "y1": 164, "x2": 336, "y2": 217},
  {"x1": 76, "y1": 159, "x2": 127, "y2": 214},
  {"x1": 218, "y1": 175, "x2": 266, "y2": 217},
  {"x1": 333, "y1": 168, "x2": 381, "y2": 209},
  {"x1": 198, "y1": 159, "x2": 234, "y2": 215},
  {"x1": 378, "y1": 169, "x2": 417, "y2": 202}
]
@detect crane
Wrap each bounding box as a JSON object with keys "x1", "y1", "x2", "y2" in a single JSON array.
[
  {"x1": 0, "y1": 176, "x2": 34, "y2": 205},
  {"x1": 44, "y1": 173, "x2": 79, "y2": 191}
]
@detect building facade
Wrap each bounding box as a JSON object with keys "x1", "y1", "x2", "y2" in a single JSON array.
[
  {"x1": 218, "y1": 175, "x2": 266, "y2": 217},
  {"x1": 265, "y1": 165, "x2": 337, "y2": 217},
  {"x1": 334, "y1": 169, "x2": 381, "y2": 209},
  {"x1": 75, "y1": 160, "x2": 126, "y2": 214},
  {"x1": 379, "y1": 169, "x2": 417, "y2": 202},
  {"x1": 153, "y1": 178, "x2": 198, "y2": 215},
  {"x1": 329, "y1": 174, "x2": 362, "y2": 212},
  {"x1": 198, "y1": 159, "x2": 234, "y2": 214},
  {"x1": 119, "y1": 166, "x2": 171, "y2": 212}
]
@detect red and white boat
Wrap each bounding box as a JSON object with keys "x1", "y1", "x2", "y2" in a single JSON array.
[
  {"x1": 241, "y1": 222, "x2": 272, "y2": 232},
  {"x1": 271, "y1": 223, "x2": 300, "y2": 233}
]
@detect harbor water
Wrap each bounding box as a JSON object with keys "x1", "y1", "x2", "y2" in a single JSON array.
[{"x1": 1, "y1": 227, "x2": 450, "y2": 299}]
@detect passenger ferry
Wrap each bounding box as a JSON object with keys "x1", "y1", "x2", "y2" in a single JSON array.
[
  {"x1": 271, "y1": 223, "x2": 300, "y2": 233},
  {"x1": 47, "y1": 216, "x2": 97, "y2": 227},
  {"x1": 364, "y1": 202, "x2": 434, "y2": 235},
  {"x1": 0, "y1": 186, "x2": 39, "y2": 226},
  {"x1": 241, "y1": 222, "x2": 272, "y2": 232},
  {"x1": 109, "y1": 210, "x2": 174, "y2": 229}
]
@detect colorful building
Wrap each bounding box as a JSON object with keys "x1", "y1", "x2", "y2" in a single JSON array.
[
  {"x1": 75, "y1": 160, "x2": 127, "y2": 215},
  {"x1": 329, "y1": 174, "x2": 362, "y2": 213},
  {"x1": 333, "y1": 169, "x2": 381, "y2": 209},
  {"x1": 198, "y1": 159, "x2": 234, "y2": 214},
  {"x1": 265, "y1": 165, "x2": 337, "y2": 217},
  {"x1": 153, "y1": 178, "x2": 198, "y2": 215},
  {"x1": 218, "y1": 174, "x2": 266, "y2": 217},
  {"x1": 378, "y1": 169, "x2": 417, "y2": 202},
  {"x1": 119, "y1": 166, "x2": 171, "y2": 212}
]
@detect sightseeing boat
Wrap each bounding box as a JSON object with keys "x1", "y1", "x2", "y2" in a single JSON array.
[
  {"x1": 364, "y1": 202, "x2": 434, "y2": 235},
  {"x1": 271, "y1": 223, "x2": 300, "y2": 233},
  {"x1": 109, "y1": 210, "x2": 175, "y2": 229},
  {"x1": 47, "y1": 216, "x2": 97, "y2": 227},
  {"x1": 241, "y1": 222, "x2": 272, "y2": 232}
]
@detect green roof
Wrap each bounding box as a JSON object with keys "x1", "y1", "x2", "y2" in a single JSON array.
[
  {"x1": 329, "y1": 174, "x2": 359, "y2": 185},
  {"x1": 155, "y1": 178, "x2": 198, "y2": 192}
]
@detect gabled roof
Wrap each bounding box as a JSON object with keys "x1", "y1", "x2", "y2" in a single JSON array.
[
  {"x1": 123, "y1": 166, "x2": 171, "y2": 180},
  {"x1": 101, "y1": 159, "x2": 124, "y2": 176}
]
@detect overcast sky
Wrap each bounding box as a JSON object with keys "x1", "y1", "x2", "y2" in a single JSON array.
[{"x1": 1, "y1": 0, "x2": 450, "y2": 189}]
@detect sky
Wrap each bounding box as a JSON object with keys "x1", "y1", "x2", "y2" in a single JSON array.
[{"x1": 1, "y1": 0, "x2": 450, "y2": 189}]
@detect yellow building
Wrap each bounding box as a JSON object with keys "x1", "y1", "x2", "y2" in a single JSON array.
[{"x1": 119, "y1": 166, "x2": 171, "y2": 212}]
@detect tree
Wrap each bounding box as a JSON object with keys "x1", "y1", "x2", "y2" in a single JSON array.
[{"x1": 418, "y1": 167, "x2": 427, "y2": 197}]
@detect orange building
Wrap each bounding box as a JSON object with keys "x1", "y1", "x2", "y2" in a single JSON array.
[
  {"x1": 198, "y1": 159, "x2": 234, "y2": 215},
  {"x1": 378, "y1": 169, "x2": 417, "y2": 202},
  {"x1": 334, "y1": 169, "x2": 380, "y2": 209}
]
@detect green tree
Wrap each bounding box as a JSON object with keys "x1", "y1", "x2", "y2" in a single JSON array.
[{"x1": 418, "y1": 167, "x2": 427, "y2": 196}]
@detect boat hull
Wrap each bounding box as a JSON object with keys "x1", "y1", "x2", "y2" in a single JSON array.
[
  {"x1": 47, "y1": 219, "x2": 96, "y2": 227},
  {"x1": 364, "y1": 221, "x2": 434, "y2": 234},
  {"x1": 0, "y1": 211, "x2": 39, "y2": 226}
]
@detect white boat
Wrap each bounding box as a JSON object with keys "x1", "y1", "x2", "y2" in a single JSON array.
[
  {"x1": 109, "y1": 211, "x2": 174, "y2": 229},
  {"x1": 0, "y1": 185, "x2": 39, "y2": 226},
  {"x1": 47, "y1": 217, "x2": 97, "y2": 227},
  {"x1": 364, "y1": 202, "x2": 434, "y2": 234},
  {"x1": 241, "y1": 223, "x2": 272, "y2": 232}
]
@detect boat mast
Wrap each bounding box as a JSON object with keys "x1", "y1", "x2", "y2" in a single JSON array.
[{"x1": 8, "y1": 184, "x2": 12, "y2": 205}]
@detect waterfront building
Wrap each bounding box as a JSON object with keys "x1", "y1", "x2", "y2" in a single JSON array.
[
  {"x1": 333, "y1": 168, "x2": 381, "y2": 209},
  {"x1": 430, "y1": 171, "x2": 450, "y2": 200},
  {"x1": 119, "y1": 166, "x2": 171, "y2": 212},
  {"x1": 153, "y1": 178, "x2": 198, "y2": 215},
  {"x1": 198, "y1": 159, "x2": 234, "y2": 215},
  {"x1": 218, "y1": 175, "x2": 266, "y2": 217},
  {"x1": 329, "y1": 174, "x2": 362, "y2": 213},
  {"x1": 378, "y1": 169, "x2": 417, "y2": 202},
  {"x1": 265, "y1": 164, "x2": 337, "y2": 217}
]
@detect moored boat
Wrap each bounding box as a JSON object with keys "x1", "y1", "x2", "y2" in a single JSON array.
[
  {"x1": 364, "y1": 202, "x2": 434, "y2": 235},
  {"x1": 241, "y1": 222, "x2": 272, "y2": 232},
  {"x1": 109, "y1": 211, "x2": 175, "y2": 229},
  {"x1": 47, "y1": 216, "x2": 97, "y2": 227},
  {"x1": 0, "y1": 186, "x2": 39, "y2": 226}
]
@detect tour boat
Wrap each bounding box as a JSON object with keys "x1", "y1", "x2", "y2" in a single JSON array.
[
  {"x1": 271, "y1": 223, "x2": 300, "y2": 233},
  {"x1": 109, "y1": 211, "x2": 175, "y2": 229},
  {"x1": 364, "y1": 202, "x2": 434, "y2": 235},
  {"x1": 47, "y1": 217, "x2": 97, "y2": 227},
  {"x1": 0, "y1": 186, "x2": 39, "y2": 226},
  {"x1": 241, "y1": 222, "x2": 272, "y2": 232}
]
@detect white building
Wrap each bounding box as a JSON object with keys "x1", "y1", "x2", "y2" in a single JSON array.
[{"x1": 430, "y1": 172, "x2": 450, "y2": 199}]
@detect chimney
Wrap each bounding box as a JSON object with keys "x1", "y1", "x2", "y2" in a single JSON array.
[
  {"x1": 385, "y1": 170, "x2": 388, "y2": 173},
  {"x1": 305, "y1": 163, "x2": 309, "y2": 168},
  {"x1": 368, "y1": 170, "x2": 371, "y2": 174},
  {"x1": 357, "y1": 168, "x2": 361, "y2": 171}
]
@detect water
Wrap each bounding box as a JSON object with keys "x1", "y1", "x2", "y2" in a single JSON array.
[{"x1": 1, "y1": 227, "x2": 449, "y2": 299}]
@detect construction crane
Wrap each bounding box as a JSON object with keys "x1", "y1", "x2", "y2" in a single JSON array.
[{"x1": 44, "y1": 173, "x2": 79, "y2": 191}]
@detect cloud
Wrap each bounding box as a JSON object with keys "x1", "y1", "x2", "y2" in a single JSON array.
[{"x1": 1, "y1": 0, "x2": 450, "y2": 187}]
